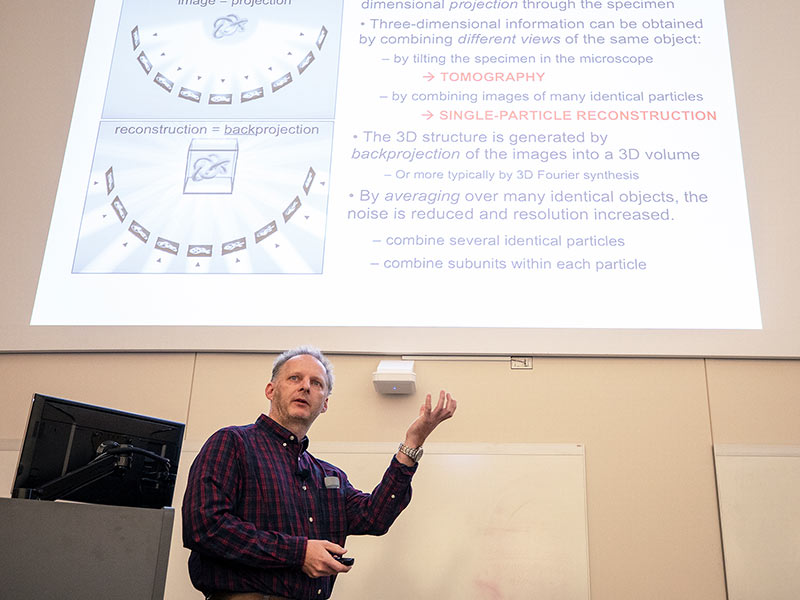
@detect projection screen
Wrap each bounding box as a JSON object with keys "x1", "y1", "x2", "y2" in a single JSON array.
[{"x1": 1, "y1": 0, "x2": 798, "y2": 356}]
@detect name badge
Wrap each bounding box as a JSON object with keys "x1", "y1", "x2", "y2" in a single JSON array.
[{"x1": 324, "y1": 476, "x2": 340, "y2": 489}]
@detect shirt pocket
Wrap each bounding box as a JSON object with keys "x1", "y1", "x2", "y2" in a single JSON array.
[{"x1": 315, "y1": 487, "x2": 348, "y2": 542}]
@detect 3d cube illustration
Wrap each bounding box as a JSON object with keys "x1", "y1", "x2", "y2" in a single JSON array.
[{"x1": 183, "y1": 138, "x2": 238, "y2": 194}]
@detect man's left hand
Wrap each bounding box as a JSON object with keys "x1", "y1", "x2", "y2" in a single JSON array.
[{"x1": 402, "y1": 390, "x2": 457, "y2": 451}]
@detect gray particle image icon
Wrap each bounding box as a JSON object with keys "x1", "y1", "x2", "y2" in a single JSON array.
[
  {"x1": 213, "y1": 14, "x2": 249, "y2": 40},
  {"x1": 184, "y1": 139, "x2": 238, "y2": 194}
]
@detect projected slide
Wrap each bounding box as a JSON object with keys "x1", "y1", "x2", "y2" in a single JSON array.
[{"x1": 32, "y1": 0, "x2": 761, "y2": 329}]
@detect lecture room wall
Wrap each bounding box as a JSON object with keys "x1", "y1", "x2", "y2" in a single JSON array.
[{"x1": 1, "y1": 352, "x2": 799, "y2": 600}]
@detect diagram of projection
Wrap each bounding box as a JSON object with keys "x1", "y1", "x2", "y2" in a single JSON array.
[{"x1": 103, "y1": 0, "x2": 341, "y2": 118}]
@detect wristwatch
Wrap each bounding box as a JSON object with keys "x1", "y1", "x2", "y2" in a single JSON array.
[{"x1": 398, "y1": 443, "x2": 423, "y2": 463}]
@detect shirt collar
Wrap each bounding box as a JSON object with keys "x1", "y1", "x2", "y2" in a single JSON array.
[{"x1": 258, "y1": 414, "x2": 310, "y2": 452}]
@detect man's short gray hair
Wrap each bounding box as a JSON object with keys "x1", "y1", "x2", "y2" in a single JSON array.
[{"x1": 271, "y1": 346, "x2": 334, "y2": 393}]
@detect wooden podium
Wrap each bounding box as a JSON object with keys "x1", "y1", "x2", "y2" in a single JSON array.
[{"x1": 0, "y1": 497, "x2": 174, "y2": 599}]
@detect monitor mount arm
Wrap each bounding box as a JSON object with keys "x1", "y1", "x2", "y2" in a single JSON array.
[{"x1": 25, "y1": 442, "x2": 171, "y2": 502}]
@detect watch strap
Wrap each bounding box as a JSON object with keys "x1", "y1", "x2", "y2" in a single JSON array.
[{"x1": 398, "y1": 443, "x2": 423, "y2": 462}]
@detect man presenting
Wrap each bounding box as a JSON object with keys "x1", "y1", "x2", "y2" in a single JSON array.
[{"x1": 182, "y1": 346, "x2": 457, "y2": 600}]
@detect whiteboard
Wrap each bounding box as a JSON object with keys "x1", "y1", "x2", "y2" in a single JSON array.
[
  {"x1": 314, "y1": 443, "x2": 591, "y2": 600},
  {"x1": 714, "y1": 445, "x2": 800, "y2": 600}
]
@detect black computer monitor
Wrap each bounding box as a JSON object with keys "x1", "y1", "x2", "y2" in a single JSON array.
[{"x1": 12, "y1": 394, "x2": 184, "y2": 508}]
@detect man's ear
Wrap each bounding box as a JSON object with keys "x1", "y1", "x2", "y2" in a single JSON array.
[
  {"x1": 265, "y1": 381, "x2": 274, "y2": 401},
  {"x1": 321, "y1": 396, "x2": 329, "y2": 413}
]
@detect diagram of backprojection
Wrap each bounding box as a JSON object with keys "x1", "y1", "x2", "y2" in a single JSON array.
[
  {"x1": 72, "y1": 0, "x2": 341, "y2": 274},
  {"x1": 73, "y1": 122, "x2": 332, "y2": 274}
]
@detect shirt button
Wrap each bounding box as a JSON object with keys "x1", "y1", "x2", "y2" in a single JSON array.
[
  {"x1": 282, "y1": 442, "x2": 287, "y2": 447},
  {"x1": 317, "y1": 590, "x2": 322, "y2": 595},
  {"x1": 391, "y1": 494, "x2": 396, "y2": 499},
  {"x1": 302, "y1": 485, "x2": 307, "y2": 491},
  {"x1": 309, "y1": 516, "x2": 314, "y2": 522},
  {"x1": 290, "y1": 435, "x2": 295, "y2": 440}
]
